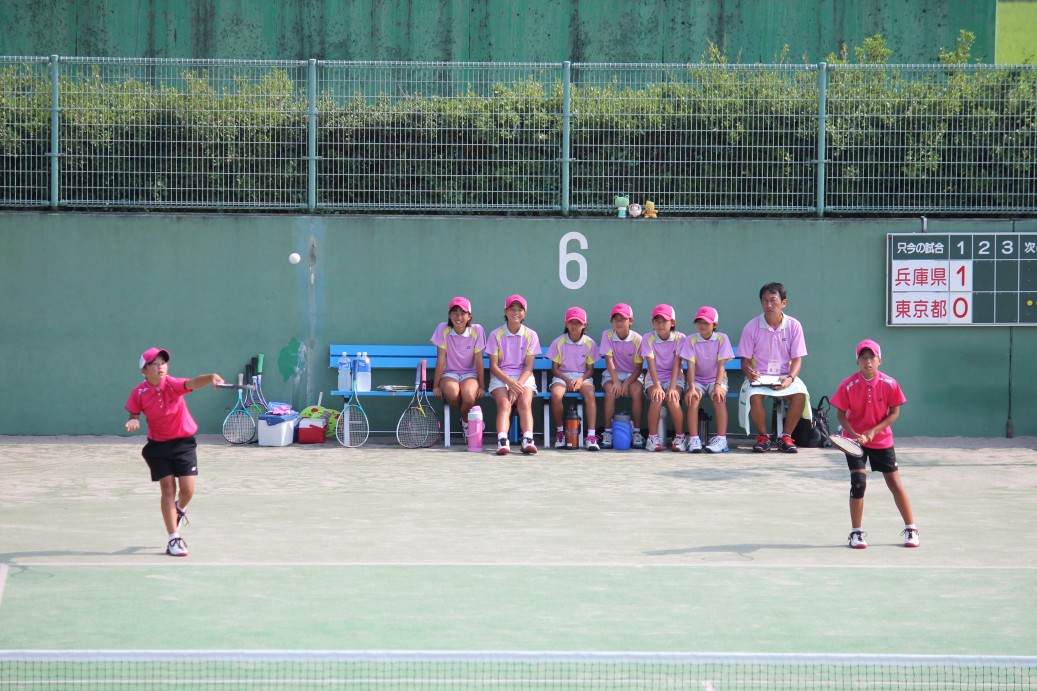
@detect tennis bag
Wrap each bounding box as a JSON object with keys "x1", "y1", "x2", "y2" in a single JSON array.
[{"x1": 792, "y1": 395, "x2": 832, "y2": 448}]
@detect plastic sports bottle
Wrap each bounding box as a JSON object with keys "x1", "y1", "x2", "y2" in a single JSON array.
[
  {"x1": 337, "y1": 352, "x2": 353, "y2": 392},
  {"x1": 355, "y1": 352, "x2": 372, "y2": 392},
  {"x1": 467, "y1": 406, "x2": 484, "y2": 452},
  {"x1": 564, "y1": 403, "x2": 581, "y2": 449},
  {"x1": 612, "y1": 412, "x2": 632, "y2": 450}
]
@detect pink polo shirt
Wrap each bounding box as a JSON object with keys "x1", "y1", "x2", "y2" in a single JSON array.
[
  {"x1": 599, "y1": 328, "x2": 643, "y2": 374},
  {"x1": 429, "y1": 322, "x2": 487, "y2": 375},
  {"x1": 639, "y1": 330, "x2": 685, "y2": 387},
  {"x1": 546, "y1": 333, "x2": 599, "y2": 373},
  {"x1": 487, "y1": 323, "x2": 541, "y2": 378},
  {"x1": 830, "y1": 371, "x2": 906, "y2": 449},
  {"x1": 737, "y1": 313, "x2": 808, "y2": 376},
  {"x1": 679, "y1": 331, "x2": 735, "y2": 385},
  {"x1": 125, "y1": 376, "x2": 198, "y2": 442}
]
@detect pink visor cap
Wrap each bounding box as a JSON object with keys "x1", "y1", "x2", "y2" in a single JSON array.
[
  {"x1": 651, "y1": 304, "x2": 676, "y2": 321},
  {"x1": 564, "y1": 306, "x2": 588, "y2": 324},
  {"x1": 610, "y1": 303, "x2": 633, "y2": 320},
  {"x1": 504, "y1": 294, "x2": 527, "y2": 310},
  {"x1": 856, "y1": 339, "x2": 882, "y2": 358},
  {"x1": 694, "y1": 306, "x2": 719, "y2": 324},
  {"x1": 139, "y1": 347, "x2": 170, "y2": 368},
  {"x1": 448, "y1": 296, "x2": 472, "y2": 313}
]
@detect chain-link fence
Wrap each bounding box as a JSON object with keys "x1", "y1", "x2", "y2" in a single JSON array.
[{"x1": 2, "y1": 56, "x2": 1034, "y2": 215}]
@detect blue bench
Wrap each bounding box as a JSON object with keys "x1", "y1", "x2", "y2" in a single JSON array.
[{"x1": 330, "y1": 343, "x2": 743, "y2": 448}]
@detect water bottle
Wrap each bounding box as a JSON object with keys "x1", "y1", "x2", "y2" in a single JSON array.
[
  {"x1": 612, "y1": 413, "x2": 632, "y2": 451},
  {"x1": 564, "y1": 403, "x2": 581, "y2": 449},
  {"x1": 337, "y1": 352, "x2": 353, "y2": 392},
  {"x1": 355, "y1": 351, "x2": 372, "y2": 392},
  {"x1": 467, "y1": 406, "x2": 484, "y2": 452}
]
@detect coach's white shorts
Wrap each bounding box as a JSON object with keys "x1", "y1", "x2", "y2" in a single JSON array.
[{"x1": 488, "y1": 375, "x2": 538, "y2": 394}]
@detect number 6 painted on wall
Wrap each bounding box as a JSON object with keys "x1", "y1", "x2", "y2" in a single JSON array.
[{"x1": 559, "y1": 231, "x2": 588, "y2": 290}]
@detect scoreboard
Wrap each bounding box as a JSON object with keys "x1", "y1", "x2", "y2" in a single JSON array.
[{"x1": 887, "y1": 233, "x2": 1037, "y2": 327}]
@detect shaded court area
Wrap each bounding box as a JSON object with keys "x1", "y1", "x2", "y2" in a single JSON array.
[{"x1": 1, "y1": 435, "x2": 1035, "y2": 656}]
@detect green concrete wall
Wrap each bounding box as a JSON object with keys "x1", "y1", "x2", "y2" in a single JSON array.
[
  {"x1": 0, "y1": 0, "x2": 995, "y2": 64},
  {"x1": 1, "y1": 212, "x2": 1033, "y2": 438}
]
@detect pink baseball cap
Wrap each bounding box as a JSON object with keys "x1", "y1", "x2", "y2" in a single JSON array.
[
  {"x1": 564, "y1": 306, "x2": 588, "y2": 324},
  {"x1": 504, "y1": 294, "x2": 527, "y2": 310},
  {"x1": 448, "y1": 296, "x2": 472, "y2": 313},
  {"x1": 610, "y1": 303, "x2": 633, "y2": 320},
  {"x1": 694, "y1": 306, "x2": 719, "y2": 324},
  {"x1": 651, "y1": 304, "x2": 676, "y2": 321},
  {"x1": 139, "y1": 347, "x2": 170, "y2": 368},
  {"x1": 856, "y1": 339, "x2": 882, "y2": 358}
]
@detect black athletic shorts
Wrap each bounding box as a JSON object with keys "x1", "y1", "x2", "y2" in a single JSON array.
[
  {"x1": 847, "y1": 445, "x2": 898, "y2": 474},
  {"x1": 142, "y1": 436, "x2": 198, "y2": 481}
]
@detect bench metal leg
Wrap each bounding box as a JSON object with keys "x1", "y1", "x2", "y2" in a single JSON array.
[{"x1": 443, "y1": 405, "x2": 451, "y2": 448}]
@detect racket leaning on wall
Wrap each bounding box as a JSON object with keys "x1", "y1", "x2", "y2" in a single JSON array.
[
  {"x1": 335, "y1": 391, "x2": 370, "y2": 448},
  {"x1": 417, "y1": 359, "x2": 441, "y2": 447},
  {"x1": 254, "y1": 354, "x2": 270, "y2": 409},
  {"x1": 221, "y1": 373, "x2": 257, "y2": 445},
  {"x1": 395, "y1": 361, "x2": 429, "y2": 448}
]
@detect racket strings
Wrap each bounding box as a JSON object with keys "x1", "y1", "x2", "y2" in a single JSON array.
[
  {"x1": 336, "y1": 404, "x2": 369, "y2": 447},
  {"x1": 223, "y1": 411, "x2": 256, "y2": 444}
]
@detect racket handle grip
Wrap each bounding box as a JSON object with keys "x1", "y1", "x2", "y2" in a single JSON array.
[
  {"x1": 257, "y1": 354, "x2": 264, "y2": 373},
  {"x1": 237, "y1": 373, "x2": 244, "y2": 387}
]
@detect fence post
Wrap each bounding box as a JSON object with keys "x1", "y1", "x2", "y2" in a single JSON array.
[
  {"x1": 561, "y1": 61, "x2": 571, "y2": 216},
  {"x1": 815, "y1": 61, "x2": 827, "y2": 218},
  {"x1": 49, "y1": 55, "x2": 59, "y2": 209},
  {"x1": 307, "y1": 59, "x2": 317, "y2": 212}
]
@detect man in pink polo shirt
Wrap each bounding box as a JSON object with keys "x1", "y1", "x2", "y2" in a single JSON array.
[
  {"x1": 125, "y1": 347, "x2": 225, "y2": 557},
  {"x1": 738, "y1": 282, "x2": 810, "y2": 453}
]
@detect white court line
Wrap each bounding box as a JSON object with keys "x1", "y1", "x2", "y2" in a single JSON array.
[
  {"x1": 3, "y1": 561, "x2": 1036, "y2": 570},
  {"x1": 0, "y1": 564, "x2": 8, "y2": 607}
]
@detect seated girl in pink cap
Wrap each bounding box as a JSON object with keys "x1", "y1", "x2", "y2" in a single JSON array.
[
  {"x1": 430, "y1": 296, "x2": 487, "y2": 445},
  {"x1": 546, "y1": 306, "x2": 601, "y2": 450},
  {"x1": 599, "y1": 303, "x2": 644, "y2": 449},
  {"x1": 639, "y1": 304, "x2": 688, "y2": 451},
  {"x1": 486, "y1": 294, "x2": 541, "y2": 455},
  {"x1": 679, "y1": 306, "x2": 735, "y2": 453}
]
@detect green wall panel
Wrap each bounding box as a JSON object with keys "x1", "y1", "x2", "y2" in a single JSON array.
[
  {"x1": 1, "y1": 212, "x2": 1032, "y2": 438},
  {"x1": 0, "y1": 0, "x2": 995, "y2": 64}
]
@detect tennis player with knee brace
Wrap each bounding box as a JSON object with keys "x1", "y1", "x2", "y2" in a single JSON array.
[{"x1": 830, "y1": 339, "x2": 918, "y2": 549}]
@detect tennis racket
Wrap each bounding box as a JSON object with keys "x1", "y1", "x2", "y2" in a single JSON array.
[
  {"x1": 222, "y1": 373, "x2": 257, "y2": 444},
  {"x1": 828, "y1": 432, "x2": 864, "y2": 458},
  {"x1": 417, "y1": 359, "x2": 441, "y2": 447},
  {"x1": 396, "y1": 360, "x2": 430, "y2": 448},
  {"x1": 335, "y1": 392, "x2": 370, "y2": 447},
  {"x1": 244, "y1": 364, "x2": 264, "y2": 419},
  {"x1": 254, "y1": 354, "x2": 269, "y2": 409}
]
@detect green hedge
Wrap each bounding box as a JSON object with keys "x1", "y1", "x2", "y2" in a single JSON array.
[{"x1": 1, "y1": 58, "x2": 1034, "y2": 212}]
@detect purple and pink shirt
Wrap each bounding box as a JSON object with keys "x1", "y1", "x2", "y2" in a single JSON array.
[
  {"x1": 429, "y1": 322, "x2": 487, "y2": 375},
  {"x1": 679, "y1": 331, "x2": 735, "y2": 385},
  {"x1": 487, "y1": 323, "x2": 541, "y2": 378},
  {"x1": 125, "y1": 376, "x2": 198, "y2": 442},
  {"x1": 598, "y1": 329, "x2": 643, "y2": 374},
  {"x1": 830, "y1": 371, "x2": 906, "y2": 449},
  {"x1": 737, "y1": 313, "x2": 807, "y2": 376},
  {"x1": 639, "y1": 330, "x2": 686, "y2": 386},
  {"x1": 546, "y1": 334, "x2": 599, "y2": 374}
]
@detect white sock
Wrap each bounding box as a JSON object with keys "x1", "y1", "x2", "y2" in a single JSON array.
[
  {"x1": 587, "y1": 428, "x2": 595, "y2": 436},
  {"x1": 168, "y1": 532, "x2": 179, "y2": 540},
  {"x1": 906, "y1": 523, "x2": 917, "y2": 529},
  {"x1": 691, "y1": 435, "x2": 700, "y2": 442}
]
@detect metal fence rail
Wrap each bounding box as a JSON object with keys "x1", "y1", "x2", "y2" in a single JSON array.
[{"x1": 1, "y1": 56, "x2": 1034, "y2": 215}]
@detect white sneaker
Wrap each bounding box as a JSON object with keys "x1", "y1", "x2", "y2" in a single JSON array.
[
  {"x1": 671, "y1": 434, "x2": 688, "y2": 452},
  {"x1": 646, "y1": 434, "x2": 663, "y2": 452},
  {"x1": 632, "y1": 430, "x2": 645, "y2": 449},
  {"x1": 601, "y1": 430, "x2": 613, "y2": 449},
  {"x1": 496, "y1": 438, "x2": 511, "y2": 456},
  {"x1": 585, "y1": 434, "x2": 600, "y2": 451},
  {"x1": 166, "y1": 536, "x2": 188, "y2": 557},
  {"x1": 704, "y1": 436, "x2": 729, "y2": 454},
  {"x1": 686, "y1": 436, "x2": 703, "y2": 453},
  {"x1": 554, "y1": 431, "x2": 566, "y2": 449},
  {"x1": 848, "y1": 530, "x2": 868, "y2": 549},
  {"x1": 902, "y1": 527, "x2": 920, "y2": 548},
  {"x1": 521, "y1": 436, "x2": 538, "y2": 454}
]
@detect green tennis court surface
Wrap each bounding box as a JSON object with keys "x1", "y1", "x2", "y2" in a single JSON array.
[{"x1": 1, "y1": 436, "x2": 1035, "y2": 654}]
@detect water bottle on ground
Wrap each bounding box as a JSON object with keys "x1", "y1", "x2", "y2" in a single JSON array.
[
  {"x1": 467, "y1": 406, "x2": 484, "y2": 452},
  {"x1": 612, "y1": 413, "x2": 632, "y2": 450}
]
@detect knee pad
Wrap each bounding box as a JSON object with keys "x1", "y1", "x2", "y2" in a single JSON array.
[{"x1": 850, "y1": 472, "x2": 867, "y2": 499}]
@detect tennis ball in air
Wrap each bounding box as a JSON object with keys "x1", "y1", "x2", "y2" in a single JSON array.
[{"x1": 289, "y1": 252, "x2": 301, "y2": 264}]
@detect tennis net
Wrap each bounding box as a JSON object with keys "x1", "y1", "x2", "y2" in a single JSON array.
[{"x1": 2, "y1": 651, "x2": 1034, "y2": 689}]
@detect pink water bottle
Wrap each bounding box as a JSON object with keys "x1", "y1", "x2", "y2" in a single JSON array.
[{"x1": 467, "y1": 406, "x2": 484, "y2": 452}]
